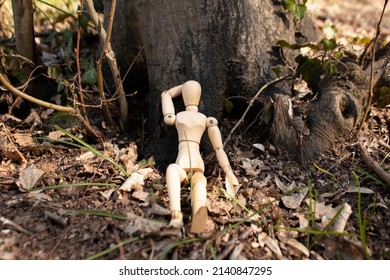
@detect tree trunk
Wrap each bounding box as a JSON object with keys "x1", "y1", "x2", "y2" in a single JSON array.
[
  {"x1": 11, "y1": 0, "x2": 35, "y2": 64},
  {"x1": 106, "y1": 0, "x2": 318, "y2": 164},
  {"x1": 272, "y1": 63, "x2": 370, "y2": 162}
]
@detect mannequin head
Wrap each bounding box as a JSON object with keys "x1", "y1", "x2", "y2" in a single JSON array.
[{"x1": 182, "y1": 80, "x2": 201, "y2": 111}]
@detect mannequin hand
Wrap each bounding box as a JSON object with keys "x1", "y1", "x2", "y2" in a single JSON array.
[
  {"x1": 225, "y1": 169, "x2": 239, "y2": 197},
  {"x1": 164, "y1": 114, "x2": 176, "y2": 125}
]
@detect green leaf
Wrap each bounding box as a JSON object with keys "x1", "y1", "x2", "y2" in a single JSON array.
[
  {"x1": 277, "y1": 40, "x2": 320, "y2": 51},
  {"x1": 295, "y1": 4, "x2": 307, "y2": 20},
  {"x1": 223, "y1": 99, "x2": 234, "y2": 114},
  {"x1": 277, "y1": 40, "x2": 293, "y2": 49},
  {"x1": 272, "y1": 66, "x2": 281, "y2": 78},
  {"x1": 82, "y1": 64, "x2": 97, "y2": 85},
  {"x1": 334, "y1": 50, "x2": 345, "y2": 59},
  {"x1": 323, "y1": 60, "x2": 337, "y2": 77},
  {"x1": 284, "y1": 0, "x2": 296, "y2": 13},
  {"x1": 295, "y1": 55, "x2": 322, "y2": 82},
  {"x1": 320, "y1": 38, "x2": 337, "y2": 51},
  {"x1": 284, "y1": 0, "x2": 307, "y2": 20}
]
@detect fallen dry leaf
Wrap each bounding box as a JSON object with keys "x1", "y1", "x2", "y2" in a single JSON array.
[
  {"x1": 47, "y1": 130, "x2": 65, "y2": 140},
  {"x1": 13, "y1": 133, "x2": 35, "y2": 147},
  {"x1": 119, "y1": 142, "x2": 138, "y2": 174},
  {"x1": 258, "y1": 232, "x2": 283, "y2": 259},
  {"x1": 27, "y1": 191, "x2": 52, "y2": 201},
  {"x1": 118, "y1": 167, "x2": 155, "y2": 201},
  {"x1": 275, "y1": 177, "x2": 308, "y2": 209},
  {"x1": 98, "y1": 189, "x2": 116, "y2": 200},
  {"x1": 124, "y1": 212, "x2": 167, "y2": 236},
  {"x1": 229, "y1": 242, "x2": 246, "y2": 260},
  {"x1": 17, "y1": 165, "x2": 45, "y2": 191},
  {"x1": 305, "y1": 199, "x2": 352, "y2": 232},
  {"x1": 285, "y1": 239, "x2": 310, "y2": 258},
  {"x1": 241, "y1": 158, "x2": 267, "y2": 176}
]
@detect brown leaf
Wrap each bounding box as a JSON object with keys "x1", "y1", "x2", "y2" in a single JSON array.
[
  {"x1": 258, "y1": 232, "x2": 283, "y2": 259},
  {"x1": 124, "y1": 212, "x2": 167, "y2": 236},
  {"x1": 285, "y1": 239, "x2": 310, "y2": 258},
  {"x1": 305, "y1": 199, "x2": 352, "y2": 232},
  {"x1": 276, "y1": 178, "x2": 308, "y2": 209},
  {"x1": 13, "y1": 133, "x2": 35, "y2": 147},
  {"x1": 17, "y1": 164, "x2": 45, "y2": 191},
  {"x1": 47, "y1": 130, "x2": 65, "y2": 140}
]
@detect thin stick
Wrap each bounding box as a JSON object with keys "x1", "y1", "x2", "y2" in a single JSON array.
[
  {"x1": 96, "y1": 0, "x2": 117, "y2": 126},
  {"x1": 0, "y1": 72, "x2": 102, "y2": 140},
  {"x1": 102, "y1": 0, "x2": 116, "y2": 55},
  {"x1": 85, "y1": 0, "x2": 128, "y2": 129},
  {"x1": 75, "y1": 0, "x2": 88, "y2": 121},
  {"x1": 0, "y1": 72, "x2": 76, "y2": 113},
  {"x1": 358, "y1": 134, "x2": 390, "y2": 187},
  {"x1": 223, "y1": 74, "x2": 290, "y2": 146},
  {"x1": 0, "y1": 216, "x2": 33, "y2": 235},
  {"x1": 0, "y1": 123, "x2": 27, "y2": 163},
  {"x1": 357, "y1": 0, "x2": 388, "y2": 134},
  {"x1": 97, "y1": 61, "x2": 114, "y2": 125}
]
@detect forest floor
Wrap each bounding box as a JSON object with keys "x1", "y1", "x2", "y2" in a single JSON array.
[{"x1": 0, "y1": 1, "x2": 389, "y2": 260}]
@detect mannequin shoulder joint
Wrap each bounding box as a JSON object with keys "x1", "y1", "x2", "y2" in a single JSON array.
[{"x1": 206, "y1": 117, "x2": 218, "y2": 128}]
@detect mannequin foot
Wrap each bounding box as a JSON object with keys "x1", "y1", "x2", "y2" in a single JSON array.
[
  {"x1": 190, "y1": 206, "x2": 213, "y2": 234},
  {"x1": 168, "y1": 210, "x2": 183, "y2": 229}
]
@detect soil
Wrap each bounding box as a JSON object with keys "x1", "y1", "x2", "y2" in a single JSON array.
[{"x1": 0, "y1": 0, "x2": 389, "y2": 260}]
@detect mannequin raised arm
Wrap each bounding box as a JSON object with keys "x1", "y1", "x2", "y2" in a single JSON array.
[
  {"x1": 161, "y1": 84, "x2": 183, "y2": 125},
  {"x1": 206, "y1": 117, "x2": 239, "y2": 196}
]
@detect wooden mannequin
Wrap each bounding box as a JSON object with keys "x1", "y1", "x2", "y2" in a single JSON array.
[{"x1": 161, "y1": 80, "x2": 239, "y2": 233}]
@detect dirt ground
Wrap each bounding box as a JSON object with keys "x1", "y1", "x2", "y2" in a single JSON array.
[{"x1": 0, "y1": 0, "x2": 389, "y2": 260}]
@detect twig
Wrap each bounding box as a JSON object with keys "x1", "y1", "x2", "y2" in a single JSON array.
[
  {"x1": 0, "y1": 122, "x2": 27, "y2": 163},
  {"x1": 0, "y1": 72, "x2": 102, "y2": 140},
  {"x1": 102, "y1": 0, "x2": 116, "y2": 55},
  {"x1": 96, "y1": 0, "x2": 117, "y2": 126},
  {"x1": 0, "y1": 216, "x2": 33, "y2": 235},
  {"x1": 122, "y1": 47, "x2": 144, "y2": 84},
  {"x1": 357, "y1": 0, "x2": 388, "y2": 134},
  {"x1": 75, "y1": 0, "x2": 88, "y2": 121},
  {"x1": 223, "y1": 74, "x2": 290, "y2": 146},
  {"x1": 97, "y1": 62, "x2": 114, "y2": 125},
  {"x1": 0, "y1": 72, "x2": 76, "y2": 113},
  {"x1": 113, "y1": 228, "x2": 125, "y2": 260},
  {"x1": 85, "y1": 0, "x2": 128, "y2": 130},
  {"x1": 358, "y1": 134, "x2": 390, "y2": 187}
]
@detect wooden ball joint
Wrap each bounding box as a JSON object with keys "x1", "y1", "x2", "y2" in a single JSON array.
[{"x1": 161, "y1": 80, "x2": 239, "y2": 233}]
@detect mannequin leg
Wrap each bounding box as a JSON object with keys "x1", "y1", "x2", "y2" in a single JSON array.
[
  {"x1": 191, "y1": 172, "x2": 207, "y2": 215},
  {"x1": 190, "y1": 172, "x2": 208, "y2": 233},
  {"x1": 166, "y1": 163, "x2": 187, "y2": 228}
]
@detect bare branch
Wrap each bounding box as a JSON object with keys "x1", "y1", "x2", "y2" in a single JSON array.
[{"x1": 85, "y1": 0, "x2": 128, "y2": 129}]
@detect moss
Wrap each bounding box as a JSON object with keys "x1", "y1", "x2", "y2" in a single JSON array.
[{"x1": 49, "y1": 111, "x2": 78, "y2": 128}]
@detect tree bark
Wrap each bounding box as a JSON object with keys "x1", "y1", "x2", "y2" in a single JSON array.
[
  {"x1": 106, "y1": 0, "x2": 390, "y2": 165},
  {"x1": 105, "y1": 0, "x2": 317, "y2": 164},
  {"x1": 11, "y1": 0, "x2": 35, "y2": 64}
]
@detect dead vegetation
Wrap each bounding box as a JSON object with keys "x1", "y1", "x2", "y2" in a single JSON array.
[{"x1": 0, "y1": 0, "x2": 389, "y2": 260}]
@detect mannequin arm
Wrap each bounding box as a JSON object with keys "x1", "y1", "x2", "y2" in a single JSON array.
[
  {"x1": 207, "y1": 118, "x2": 239, "y2": 196},
  {"x1": 161, "y1": 85, "x2": 183, "y2": 125}
]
